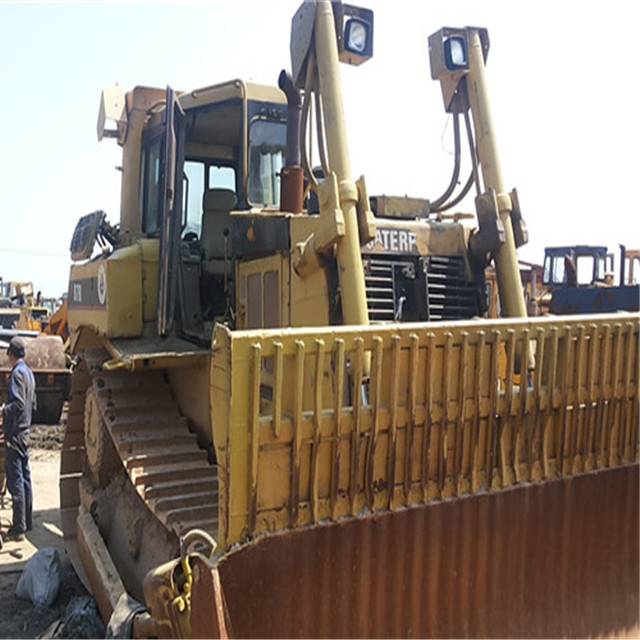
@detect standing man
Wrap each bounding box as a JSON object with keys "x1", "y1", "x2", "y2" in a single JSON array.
[{"x1": 2, "y1": 336, "x2": 35, "y2": 542}]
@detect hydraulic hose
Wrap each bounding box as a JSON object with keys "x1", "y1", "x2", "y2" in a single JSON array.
[
  {"x1": 438, "y1": 169, "x2": 475, "y2": 212},
  {"x1": 436, "y1": 106, "x2": 481, "y2": 212},
  {"x1": 430, "y1": 113, "x2": 462, "y2": 211},
  {"x1": 463, "y1": 107, "x2": 482, "y2": 198}
]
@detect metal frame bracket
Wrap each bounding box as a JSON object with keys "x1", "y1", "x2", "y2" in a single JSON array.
[
  {"x1": 470, "y1": 187, "x2": 506, "y2": 260},
  {"x1": 355, "y1": 175, "x2": 376, "y2": 245},
  {"x1": 509, "y1": 188, "x2": 528, "y2": 248}
]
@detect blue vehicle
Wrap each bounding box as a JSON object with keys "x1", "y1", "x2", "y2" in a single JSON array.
[{"x1": 541, "y1": 245, "x2": 639, "y2": 313}]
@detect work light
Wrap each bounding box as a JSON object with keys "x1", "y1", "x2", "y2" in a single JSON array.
[
  {"x1": 428, "y1": 27, "x2": 489, "y2": 113},
  {"x1": 344, "y1": 17, "x2": 371, "y2": 56},
  {"x1": 444, "y1": 36, "x2": 468, "y2": 70},
  {"x1": 336, "y1": 2, "x2": 374, "y2": 65}
]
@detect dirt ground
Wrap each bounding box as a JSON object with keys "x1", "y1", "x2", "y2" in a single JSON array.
[{"x1": 0, "y1": 417, "x2": 96, "y2": 639}]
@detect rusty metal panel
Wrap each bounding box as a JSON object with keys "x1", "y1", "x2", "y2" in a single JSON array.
[
  {"x1": 211, "y1": 312, "x2": 640, "y2": 550},
  {"x1": 77, "y1": 505, "x2": 126, "y2": 623},
  {"x1": 203, "y1": 464, "x2": 639, "y2": 639},
  {"x1": 550, "y1": 284, "x2": 639, "y2": 314}
]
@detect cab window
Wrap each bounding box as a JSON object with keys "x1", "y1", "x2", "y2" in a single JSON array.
[
  {"x1": 210, "y1": 165, "x2": 236, "y2": 191},
  {"x1": 576, "y1": 256, "x2": 595, "y2": 285},
  {"x1": 247, "y1": 119, "x2": 286, "y2": 207},
  {"x1": 183, "y1": 161, "x2": 205, "y2": 238},
  {"x1": 141, "y1": 132, "x2": 164, "y2": 236},
  {"x1": 542, "y1": 256, "x2": 552, "y2": 285},
  {"x1": 182, "y1": 161, "x2": 237, "y2": 239},
  {"x1": 552, "y1": 257, "x2": 565, "y2": 285}
]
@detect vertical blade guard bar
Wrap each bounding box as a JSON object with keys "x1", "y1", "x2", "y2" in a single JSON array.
[{"x1": 211, "y1": 312, "x2": 639, "y2": 549}]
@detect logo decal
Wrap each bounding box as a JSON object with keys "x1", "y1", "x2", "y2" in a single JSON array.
[
  {"x1": 97, "y1": 264, "x2": 107, "y2": 305},
  {"x1": 365, "y1": 228, "x2": 418, "y2": 254}
]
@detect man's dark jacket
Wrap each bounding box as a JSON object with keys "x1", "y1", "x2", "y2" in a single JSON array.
[{"x1": 3, "y1": 359, "x2": 36, "y2": 445}]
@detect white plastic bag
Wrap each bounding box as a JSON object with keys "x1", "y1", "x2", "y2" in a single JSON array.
[{"x1": 16, "y1": 547, "x2": 61, "y2": 607}]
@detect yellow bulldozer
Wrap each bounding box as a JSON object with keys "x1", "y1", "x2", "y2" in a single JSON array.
[{"x1": 60, "y1": 2, "x2": 639, "y2": 637}]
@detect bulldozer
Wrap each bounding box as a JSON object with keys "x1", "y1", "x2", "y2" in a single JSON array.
[
  {"x1": 43, "y1": 296, "x2": 69, "y2": 343},
  {"x1": 538, "y1": 245, "x2": 640, "y2": 314},
  {"x1": 60, "y1": 2, "x2": 639, "y2": 638}
]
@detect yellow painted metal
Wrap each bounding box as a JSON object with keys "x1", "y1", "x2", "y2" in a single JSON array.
[
  {"x1": 289, "y1": 215, "x2": 334, "y2": 327},
  {"x1": 118, "y1": 88, "x2": 166, "y2": 243},
  {"x1": 101, "y1": 349, "x2": 207, "y2": 372},
  {"x1": 309, "y1": 173, "x2": 346, "y2": 253},
  {"x1": 210, "y1": 312, "x2": 640, "y2": 549},
  {"x1": 467, "y1": 31, "x2": 527, "y2": 321},
  {"x1": 178, "y1": 80, "x2": 285, "y2": 113},
  {"x1": 68, "y1": 239, "x2": 160, "y2": 349},
  {"x1": 236, "y1": 254, "x2": 290, "y2": 330},
  {"x1": 68, "y1": 245, "x2": 143, "y2": 340},
  {"x1": 237, "y1": 213, "x2": 371, "y2": 331},
  {"x1": 313, "y1": 0, "x2": 369, "y2": 329},
  {"x1": 355, "y1": 176, "x2": 376, "y2": 244},
  {"x1": 139, "y1": 239, "x2": 159, "y2": 325},
  {"x1": 106, "y1": 246, "x2": 144, "y2": 334}
]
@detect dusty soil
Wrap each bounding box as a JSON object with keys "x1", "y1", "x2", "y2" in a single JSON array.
[
  {"x1": 30, "y1": 424, "x2": 66, "y2": 451},
  {"x1": 0, "y1": 410, "x2": 101, "y2": 639},
  {"x1": 0, "y1": 549, "x2": 89, "y2": 639}
]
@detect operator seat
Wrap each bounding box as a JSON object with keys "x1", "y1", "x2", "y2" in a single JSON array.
[{"x1": 200, "y1": 188, "x2": 237, "y2": 276}]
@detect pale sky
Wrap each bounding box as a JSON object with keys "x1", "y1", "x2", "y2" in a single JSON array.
[{"x1": 0, "y1": 0, "x2": 637, "y2": 297}]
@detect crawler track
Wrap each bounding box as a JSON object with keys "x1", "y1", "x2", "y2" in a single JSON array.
[
  {"x1": 88, "y1": 363, "x2": 218, "y2": 538},
  {"x1": 60, "y1": 350, "x2": 218, "y2": 585}
]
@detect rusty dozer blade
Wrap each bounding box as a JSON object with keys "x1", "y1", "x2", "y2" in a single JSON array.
[
  {"x1": 192, "y1": 313, "x2": 639, "y2": 638},
  {"x1": 189, "y1": 464, "x2": 638, "y2": 639}
]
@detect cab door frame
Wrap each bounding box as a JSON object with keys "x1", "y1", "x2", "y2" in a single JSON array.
[{"x1": 157, "y1": 87, "x2": 186, "y2": 336}]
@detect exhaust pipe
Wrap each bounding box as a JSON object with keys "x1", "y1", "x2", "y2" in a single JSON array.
[{"x1": 278, "y1": 70, "x2": 304, "y2": 213}]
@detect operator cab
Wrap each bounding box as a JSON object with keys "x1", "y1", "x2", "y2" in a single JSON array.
[
  {"x1": 542, "y1": 245, "x2": 612, "y2": 289},
  {"x1": 138, "y1": 81, "x2": 288, "y2": 343}
]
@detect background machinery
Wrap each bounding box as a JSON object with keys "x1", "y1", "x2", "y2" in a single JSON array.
[
  {"x1": 60, "y1": 2, "x2": 639, "y2": 637},
  {"x1": 539, "y1": 244, "x2": 640, "y2": 314},
  {"x1": 0, "y1": 279, "x2": 70, "y2": 424}
]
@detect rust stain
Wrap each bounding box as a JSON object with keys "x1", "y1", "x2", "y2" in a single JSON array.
[{"x1": 207, "y1": 464, "x2": 639, "y2": 638}]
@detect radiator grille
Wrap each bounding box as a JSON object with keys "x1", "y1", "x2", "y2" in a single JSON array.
[
  {"x1": 364, "y1": 258, "x2": 404, "y2": 322},
  {"x1": 425, "y1": 255, "x2": 479, "y2": 320},
  {"x1": 363, "y1": 256, "x2": 480, "y2": 322}
]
